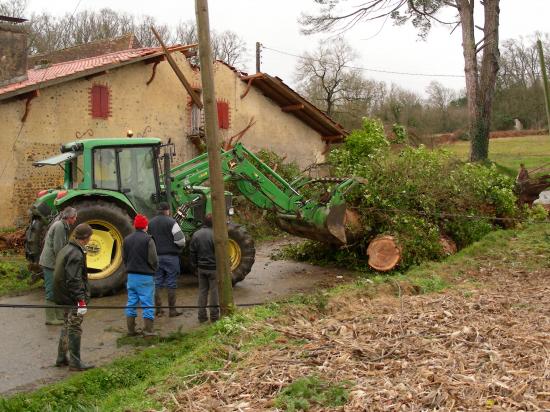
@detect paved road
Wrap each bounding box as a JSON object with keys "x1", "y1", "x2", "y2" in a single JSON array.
[{"x1": 0, "y1": 239, "x2": 350, "y2": 395}]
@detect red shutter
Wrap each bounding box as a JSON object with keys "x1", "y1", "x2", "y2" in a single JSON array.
[
  {"x1": 100, "y1": 86, "x2": 109, "y2": 117},
  {"x1": 90, "y1": 85, "x2": 109, "y2": 119},
  {"x1": 217, "y1": 100, "x2": 229, "y2": 129},
  {"x1": 91, "y1": 85, "x2": 101, "y2": 118}
]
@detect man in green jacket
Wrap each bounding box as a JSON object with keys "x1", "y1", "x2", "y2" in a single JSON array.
[
  {"x1": 53, "y1": 223, "x2": 94, "y2": 371},
  {"x1": 39, "y1": 207, "x2": 77, "y2": 325}
]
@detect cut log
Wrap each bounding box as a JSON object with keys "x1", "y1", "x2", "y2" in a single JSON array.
[{"x1": 367, "y1": 235, "x2": 401, "y2": 272}]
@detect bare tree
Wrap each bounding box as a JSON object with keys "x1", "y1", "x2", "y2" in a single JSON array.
[
  {"x1": 0, "y1": 0, "x2": 27, "y2": 18},
  {"x1": 174, "y1": 21, "x2": 247, "y2": 67},
  {"x1": 212, "y1": 30, "x2": 247, "y2": 67},
  {"x1": 295, "y1": 37, "x2": 359, "y2": 116},
  {"x1": 300, "y1": 0, "x2": 501, "y2": 162}
]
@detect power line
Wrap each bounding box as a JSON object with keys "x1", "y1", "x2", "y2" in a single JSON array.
[{"x1": 262, "y1": 45, "x2": 465, "y2": 78}]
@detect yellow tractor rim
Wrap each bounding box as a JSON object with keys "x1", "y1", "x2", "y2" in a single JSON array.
[
  {"x1": 227, "y1": 239, "x2": 241, "y2": 271},
  {"x1": 83, "y1": 219, "x2": 123, "y2": 280}
]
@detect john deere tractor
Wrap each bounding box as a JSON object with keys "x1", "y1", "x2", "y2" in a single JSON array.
[{"x1": 25, "y1": 137, "x2": 360, "y2": 296}]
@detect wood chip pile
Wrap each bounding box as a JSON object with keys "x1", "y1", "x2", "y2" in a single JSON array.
[{"x1": 166, "y1": 267, "x2": 549, "y2": 411}]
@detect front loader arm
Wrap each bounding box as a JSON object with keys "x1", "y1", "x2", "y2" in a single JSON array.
[{"x1": 168, "y1": 143, "x2": 362, "y2": 244}]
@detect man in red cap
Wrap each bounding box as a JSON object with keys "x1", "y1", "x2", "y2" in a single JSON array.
[{"x1": 122, "y1": 214, "x2": 159, "y2": 337}]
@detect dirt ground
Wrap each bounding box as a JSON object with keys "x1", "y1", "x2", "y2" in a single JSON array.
[
  {"x1": 170, "y1": 259, "x2": 550, "y2": 410},
  {"x1": 0, "y1": 238, "x2": 351, "y2": 396}
]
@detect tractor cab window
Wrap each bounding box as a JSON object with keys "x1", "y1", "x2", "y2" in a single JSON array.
[
  {"x1": 118, "y1": 146, "x2": 158, "y2": 217},
  {"x1": 70, "y1": 155, "x2": 85, "y2": 189},
  {"x1": 93, "y1": 148, "x2": 118, "y2": 190}
]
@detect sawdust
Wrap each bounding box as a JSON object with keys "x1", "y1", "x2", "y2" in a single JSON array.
[{"x1": 166, "y1": 265, "x2": 549, "y2": 411}]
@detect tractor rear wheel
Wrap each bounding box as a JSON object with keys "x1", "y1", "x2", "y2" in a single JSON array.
[
  {"x1": 72, "y1": 200, "x2": 134, "y2": 297},
  {"x1": 227, "y1": 223, "x2": 255, "y2": 284}
]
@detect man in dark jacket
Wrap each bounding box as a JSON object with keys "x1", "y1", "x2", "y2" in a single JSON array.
[
  {"x1": 148, "y1": 202, "x2": 186, "y2": 317},
  {"x1": 40, "y1": 206, "x2": 77, "y2": 325},
  {"x1": 189, "y1": 214, "x2": 219, "y2": 323},
  {"x1": 123, "y1": 214, "x2": 159, "y2": 337},
  {"x1": 53, "y1": 223, "x2": 94, "y2": 371}
]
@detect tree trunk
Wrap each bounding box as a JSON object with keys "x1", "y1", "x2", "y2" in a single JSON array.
[
  {"x1": 366, "y1": 235, "x2": 401, "y2": 272},
  {"x1": 457, "y1": 0, "x2": 500, "y2": 162}
]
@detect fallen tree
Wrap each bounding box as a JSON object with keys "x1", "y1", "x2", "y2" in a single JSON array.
[{"x1": 288, "y1": 118, "x2": 519, "y2": 271}]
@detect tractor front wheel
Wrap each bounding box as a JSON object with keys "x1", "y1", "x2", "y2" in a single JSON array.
[
  {"x1": 227, "y1": 223, "x2": 255, "y2": 284},
  {"x1": 72, "y1": 200, "x2": 134, "y2": 297}
]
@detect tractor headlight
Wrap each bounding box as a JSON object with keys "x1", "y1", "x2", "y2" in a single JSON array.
[{"x1": 228, "y1": 207, "x2": 235, "y2": 216}]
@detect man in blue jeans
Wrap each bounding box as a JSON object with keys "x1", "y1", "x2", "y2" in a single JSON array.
[
  {"x1": 123, "y1": 214, "x2": 158, "y2": 337},
  {"x1": 148, "y1": 202, "x2": 186, "y2": 317}
]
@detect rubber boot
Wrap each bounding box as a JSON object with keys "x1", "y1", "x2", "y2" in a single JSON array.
[
  {"x1": 55, "y1": 305, "x2": 66, "y2": 322},
  {"x1": 142, "y1": 318, "x2": 158, "y2": 338},
  {"x1": 168, "y1": 289, "x2": 182, "y2": 317},
  {"x1": 155, "y1": 292, "x2": 164, "y2": 317},
  {"x1": 55, "y1": 328, "x2": 69, "y2": 367},
  {"x1": 126, "y1": 317, "x2": 139, "y2": 337},
  {"x1": 68, "y1": 333, "x2": 95, "y2": 371},
  {"x1": 45, "y1": 300, "x2": 63, "y2": 325}
]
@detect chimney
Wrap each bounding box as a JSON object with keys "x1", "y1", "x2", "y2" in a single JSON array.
[{"x1": 0, "y1": 15, "x2": 28, "y2": 87}]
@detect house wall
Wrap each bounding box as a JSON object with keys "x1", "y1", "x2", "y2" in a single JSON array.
[
  {"x1": 0, "y1": 56, "x2": 328, "y2": 228},
  {"x1": 213, "y1": 64, "x2": 327, "y2": 168}
]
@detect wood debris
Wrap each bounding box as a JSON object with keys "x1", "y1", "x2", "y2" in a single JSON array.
[{"x1": 166, "y1": 266, "x2": 549, "y2": 411}]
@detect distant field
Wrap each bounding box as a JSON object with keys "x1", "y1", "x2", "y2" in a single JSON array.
[{"x1": 443, "y1": 134, "x2": 550, "y2": 175}]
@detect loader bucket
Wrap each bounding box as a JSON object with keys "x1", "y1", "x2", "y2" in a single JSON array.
[{"x1": 275, "y1": 204, "x2": 361, "y2": 245}]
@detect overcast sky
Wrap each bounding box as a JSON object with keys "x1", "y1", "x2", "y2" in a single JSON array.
[{"x1": 24, "y1": 0, "x2": 550, "y2": 96}]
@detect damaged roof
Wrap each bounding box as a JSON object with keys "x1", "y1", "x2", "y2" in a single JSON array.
[
  {"x1": 240, "y1": 72, "x2": 347, "y2": 142},
  {"x1": 1, "y1": 44, "x2": 346, "y2": 142},
  {"x1": 0, "y1": 45, "x2": 194, "y2": 101}
]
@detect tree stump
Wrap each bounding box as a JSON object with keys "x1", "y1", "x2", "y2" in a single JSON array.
[{"x1": 366, "y1": 235, "x2": 401, "y2": 272}]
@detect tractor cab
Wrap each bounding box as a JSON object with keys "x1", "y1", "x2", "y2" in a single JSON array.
[{"x1": 34, "y1": 138, "x2": 164, "y2": 218}]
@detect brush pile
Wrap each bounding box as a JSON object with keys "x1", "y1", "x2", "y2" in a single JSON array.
[{"x1": 297, "y1": 118, "x2": 520, "y2": 271}]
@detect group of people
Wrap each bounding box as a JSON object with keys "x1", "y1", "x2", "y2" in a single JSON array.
[{"x1": 39, "y1": 203, "x2": 220, "y2": 372}]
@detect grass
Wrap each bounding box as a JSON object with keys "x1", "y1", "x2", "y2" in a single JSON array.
[
  {"x1": 443, "y1": 134, "x2": 550, "y2": 176},
  {"x1": 2, "y1": 223, "x2": 549, "y2": 410},
  {"x1": 274, "y1": 375, "x2": 351, "y2": 411},
  {"x1": 0, "y1": 257, "x2": 42, "y2": 297}
]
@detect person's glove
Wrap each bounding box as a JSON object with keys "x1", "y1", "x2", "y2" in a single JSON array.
[{"x1": 77, "y1": 300, "x2": 87, "y2": 316}]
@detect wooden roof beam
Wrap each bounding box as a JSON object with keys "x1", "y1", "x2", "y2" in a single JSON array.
[{"x1": 281, "y1": 103, "x2": 304, "y2": 112}]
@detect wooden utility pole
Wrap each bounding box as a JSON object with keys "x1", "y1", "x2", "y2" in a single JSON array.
[
  {"x1": 537, "y1": 39, "x2": 550, "y2": 133},
  {"x1": 256, "y1": 42, "x2": 261, "y2": 73},
  {"x1": 195, "y1": 0, "x2": 235, "y2": 317}
]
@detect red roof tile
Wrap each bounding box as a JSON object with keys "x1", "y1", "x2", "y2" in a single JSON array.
[
  {"x1": 0, "y1": 48, "x2": 161, "y2": 97},
  {"x1": 0, "y1": 44, "x2": 204, "y2": 100}
]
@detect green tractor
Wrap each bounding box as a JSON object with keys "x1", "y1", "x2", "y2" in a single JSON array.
[{"x1": 25, "y1": 137, "x2": 360, "y2": 296}]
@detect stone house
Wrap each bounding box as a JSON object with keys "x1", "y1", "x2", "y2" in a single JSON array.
[{"x1": 0, "y1": 19, "x2": 346, "y2": 228}]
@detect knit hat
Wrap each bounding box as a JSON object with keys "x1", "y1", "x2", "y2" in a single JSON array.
[
  {"x1": 134, "y1": 214, "x2": 148, "y2": 230},
  {"x1": 157, "y1": 202, "x2": 170, "y2": 211},
  {"x1": 73, "y1": 223, "x2": 93, "y2": 240}
]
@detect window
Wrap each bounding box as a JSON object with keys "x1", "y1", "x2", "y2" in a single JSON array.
[
  {"x1": 118, "y1": 147, "x2": 158, "y2": 217},
  {"x1": 93, "y1": 148, "x2": 118, "y2": 190},
  {"x1": 191, "y1": 103, "x2": 202, "y2": 134},
  {"x1": 90, "y1": 84, "x2": 110, "y2": 119},
  {"x1": 217, "y1": 100, "x2": 229, "y2": 129}
]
